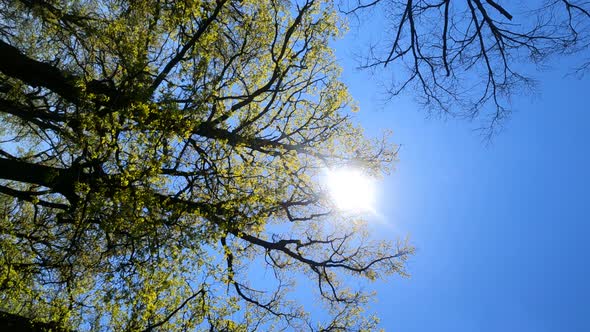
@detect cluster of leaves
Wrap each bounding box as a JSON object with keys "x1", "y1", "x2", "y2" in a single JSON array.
[{"x1": 0, "y1": 0, "x2": 412, "y2": 331}]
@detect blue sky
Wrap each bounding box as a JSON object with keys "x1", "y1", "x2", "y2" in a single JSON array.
[{"x1": 335, "y1": 14, "x2": 590, "y2": 332}]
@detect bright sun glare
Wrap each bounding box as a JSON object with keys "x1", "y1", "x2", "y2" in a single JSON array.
[{"x1": 325, "y1": 168, "x2": 376, "y2": 213}]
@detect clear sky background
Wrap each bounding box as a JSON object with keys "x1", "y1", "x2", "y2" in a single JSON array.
[{"x1": 334, "y1": 9, "x2": 590, "y2": 332}]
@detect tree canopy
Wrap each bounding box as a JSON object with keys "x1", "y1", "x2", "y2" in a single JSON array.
[
  {"x1": 0, "y1": 0, "x2": 412, "y2": 331},
  {"x1": 341, "y1": 0, "x2": 590, "y2": 135}
]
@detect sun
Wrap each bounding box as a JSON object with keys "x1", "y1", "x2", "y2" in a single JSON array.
[{"x1": 325, "y1": 168, "x2": 376, "y2": 213}]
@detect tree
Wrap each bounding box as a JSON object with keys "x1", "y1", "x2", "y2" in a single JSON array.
[
  {"x1": 0, "y1": 0, "x2": 412, "y2": 330},
  {"x1": 340, "y1": 0, "x2": 590, "y2": 135}
]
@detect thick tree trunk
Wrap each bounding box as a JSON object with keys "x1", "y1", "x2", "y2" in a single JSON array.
[
  {"x1": 0, "y1": 157, "x2": 79, "y2": 205},
  {"x1": 0, "y1": 40, "x2": 80, "y2": 103},
  {"x1": 0, "y1": 311, "x2": 71, "y2": 332}
]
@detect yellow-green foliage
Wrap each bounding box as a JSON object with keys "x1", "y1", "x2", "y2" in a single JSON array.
[{"x1": 0, "y1": 0, "x2": 412, "y2": 330}]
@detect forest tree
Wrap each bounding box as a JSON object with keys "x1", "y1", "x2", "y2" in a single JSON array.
[{"x1": 0, "y1": 0, "x2": 412, "y2": 330}]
